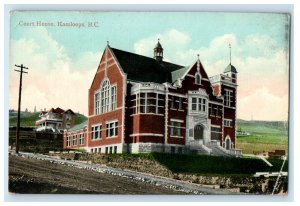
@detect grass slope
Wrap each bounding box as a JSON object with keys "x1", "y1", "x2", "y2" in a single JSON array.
[
  {"x1": 236, "y1": 119, "x2": 288, "y2": 154},
  {"x1": 108, "y1": 153, "x2": 288, "y2": 175},
  {"x1": 9, "y1": 112, "x2": 87, "y2": 127}
]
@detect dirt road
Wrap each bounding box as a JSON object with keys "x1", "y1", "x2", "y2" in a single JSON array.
[{"x1": 9, "y1": 155, "x2": 185, "y2": 194}]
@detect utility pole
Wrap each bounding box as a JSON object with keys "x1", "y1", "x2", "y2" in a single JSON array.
[{"x1": 14, "y1": 64, "x2": 28, "y2": 154}]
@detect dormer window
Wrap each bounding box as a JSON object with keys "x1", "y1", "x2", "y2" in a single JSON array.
[{"x1": 195, "y1": 73, "x2": 201, "y2": 85}]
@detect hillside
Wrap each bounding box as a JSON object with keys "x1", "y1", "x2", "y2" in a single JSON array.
[
  {"x1": 236, "y1": 119, "x2": 288, "y2": 154},
  {"x1": 9, "y1": 112, "x2": 87, "y2": 127}
]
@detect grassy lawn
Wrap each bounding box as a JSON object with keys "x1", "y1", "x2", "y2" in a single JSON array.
[
  {"x1": 108, "y1": 153, "x2": 288, "y2": 175},
  {"x1": 236, "y1": 120, "x2": 288, "y2": 154}
]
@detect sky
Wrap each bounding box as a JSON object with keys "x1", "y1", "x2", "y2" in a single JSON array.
[{"x1": 9, "y1": 11, "x2": 290, "y2": 121}]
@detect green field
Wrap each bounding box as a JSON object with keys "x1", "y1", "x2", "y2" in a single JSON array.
[
  {"x1": 9, "y1": 112, "x2": 87, "y2": 127},
  {"x1": 236, "y1": 119, "x2": 288, "y2": 154}
]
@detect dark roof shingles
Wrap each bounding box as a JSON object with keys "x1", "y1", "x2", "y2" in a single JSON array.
[{"x1": 111, "y1": 48, "x2": 184, "y2": 83}]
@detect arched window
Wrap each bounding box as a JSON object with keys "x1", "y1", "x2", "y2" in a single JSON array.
[
  {"x1": 101, "y1": 79, "x2": 110, "y2": 113},
  {"x1": 195, "y1": 73, "x2": 201, "y2": 84}
]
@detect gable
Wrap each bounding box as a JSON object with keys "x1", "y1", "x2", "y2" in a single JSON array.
[{"x1": 89, "y1": 46, "x2": 125, "y2": 91}]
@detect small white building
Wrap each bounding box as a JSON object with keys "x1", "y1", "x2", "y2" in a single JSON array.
[{"x1": 35, "y1": 107, "x2": 75, "y2": 133}]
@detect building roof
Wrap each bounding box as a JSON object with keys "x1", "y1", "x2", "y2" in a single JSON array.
[
  {"x1": 155, "y1": 41, "x2": 163, "y2": 49},
  {"x1": 69, "y1": 120, "x2": 87, "y2": 132},
  {"x1": 47, "y1": 107, "x2": 75, "y2": 114},
  {"x1": 111, "y1": 47, "x2": 185, "y2": 84},
  {"x1": 224, "y1": 63, "x2": 238, "y2": 73},
  {"x1": 64, "y1": 109, "x2": 75, "y2": 115},
  {"x1": 170, "y1": 66, "x2": 190, "y2": 86},
  {"x1": 49, "y1": 107, "x2": 65, "y2": 114}
]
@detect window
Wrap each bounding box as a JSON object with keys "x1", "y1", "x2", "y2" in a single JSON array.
[
  {"x1": 210, "y1": 105, "x2": 221, "y2": 117},
  {"x1": 66, "y1": 114, "x2": 72, "y2": 121},
  {"x1": 105, "y1": 147, "x2": 108, "y2": 154},
  {"x1": 66, "y1": 136, "x2": 71, "y2": 146},
  {"x1": 133, "y1": 92, "x2": 164, "y2": 115},
  {"x1": 224, "y1": 119, "x2": 232, "y2": 127},
  {"x1": 106, "y1": 121, "x2": 118, "y2": 137},
  {"x1": 225, "y1": 90, "x2": 233, "y2": 107},
  {"x1": 170, "y1": 121, "x2": 182, "y2": 137},
  {"x1": 198, "y1": 98, "x2": 206, "y2": 112},
  {"x1": 211, "y1": 126, "x2": 220, "y2": 141},
  {"x1": 114, "y1": 146, "x2": 117, "y2": 154},
  {"x1": 195, "y1": 73, "x2": 201, "y2": 84},
  {"x1": 170, "y1": 96, "x2": 175, "y2": 109},
  {"x1": 192, "y1": 98, "x2": 197, "y2": 111},
  {"x1": 101, "y1": 79, "x2": 110, "y2": 113},
  {"x1": 95, "y1": 92, "x2": 100, "y2": 115},
  {"x1": 91, "y1": 148, "x2": 93, "y2": 153},
  {"x1": 155, "y1": 93, "x2": 159, "y2": 113},
  {"x1": 98, "y1": 148, "x2": 101, "y2": 153},
  {"x1": 72, "y1": 135, "x2": 77, "y2": 146},
  {"x1": 191, "y1": 97, "x2": 206, "y2": 112},
  {"x1": 111, "y1": 86, "x2": 117, "y2": 110},
  {"x1": 140, "y1": 93, "x2": 149, "y2": 113},
  {"x1": 91, "y1": 125, "x2": 102, "y2": 140},
  {"x1": 79, "y1": 133, "x2": 84, "y2": 145},
  {"x1": 178, "y1": 98, "x2": 183, "y2": 110},
  {"x1": 109, "y1": 147, "x2": 113, "y2": 154}
]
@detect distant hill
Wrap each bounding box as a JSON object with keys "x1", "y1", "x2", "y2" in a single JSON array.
[
  {"x1": 237, "y1": 119, "x2": 287, "y2": 134},
  {"x1": 9, "y1": 111, "x2": 87, "y2": 127},
  {"x1": 236, "y1": 119, "x2": 288, "y2": 154}
]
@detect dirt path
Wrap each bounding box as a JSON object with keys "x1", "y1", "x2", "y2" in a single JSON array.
[{"x1": 9, "y1": 155, "x2": 185, "y2": 194}]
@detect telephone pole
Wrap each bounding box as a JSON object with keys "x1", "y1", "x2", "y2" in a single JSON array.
[{"x1": 14, "y1": 64, "x2": 28, "y2": 154}]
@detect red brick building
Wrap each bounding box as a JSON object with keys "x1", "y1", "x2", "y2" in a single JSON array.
[{"x1": 64, "y1": 40, "x2": 240, "y2": 155}]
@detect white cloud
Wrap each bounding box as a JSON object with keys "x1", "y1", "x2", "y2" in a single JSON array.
[
  {"x1": 9, "y1": 28, "x2": 99, "y2": 115},
  {"x1": 134, "y1": 29, "x2": 191, "y2": 61},
  {"x1": 237, "y1": 88, "x2": 288, "y2": 121}
]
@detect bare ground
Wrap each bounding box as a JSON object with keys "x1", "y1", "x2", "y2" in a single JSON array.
[{"x1": 9, "y1": 155, "x2": 185, "y2": 194}]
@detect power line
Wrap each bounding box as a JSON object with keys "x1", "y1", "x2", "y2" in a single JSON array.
[{"x1": 14, "y1": 64, "x2": 28, "y2": 154}]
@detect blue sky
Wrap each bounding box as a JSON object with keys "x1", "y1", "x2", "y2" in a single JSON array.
[
  {"x1": 10, "y1": 12, "x2": 288, "y2": 59},
  {"x1": 9, "y1": 11, "x2": 290, "y2": 120}
]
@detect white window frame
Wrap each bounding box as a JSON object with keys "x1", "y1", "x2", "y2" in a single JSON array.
[
  {"x1": 224, "y1": 89, "x2": 233, "y2": 107},
  {"x1": 169, "y1": 119, "x2": 183, "y2": 138},
  {"x1": 178, "y1": 98, "x2": 183, "y2": 110},
  {"x1": 133, "y1": 92, "x2": 163, "y2": 115},
  {"x1": 190, "y1": 97, "x2": 207, "y2": 113},
  {"x1": 155, "y1": 93, "x2": 159, "y2": 114},
  {"x1": 111, "y1": 85, "x2": 117, "y2": 111},
  {"x1": 91, "y1": 124, "x2": 102, "y2": 140},
  {"x1": 106, "y1": 120, "x2": 118, "y2": 138},
  {"x1": 72, "y1": 135, "x2": 77, "y2": 146},
  {"x1": 79, "y1": 133, "x2": 84, "y2": 145},
  {"x1": 224, "y1": 119, "x2": 232, "y2": 127},
  {"x1": 101, "y1": 79, "x2": 110, "y2": 113},
  {"x1": 211, "y1": 125, "x2": 221, "y2": 141},
  {"x1": 94, "y1": 92, "x2": 100, "y2": 115},
  {"x1": 170, "y1": 96, "x2": 175, "y2": 109},
  {"x1": 66, "y1": 135, "x2": 71, "y2": 146}
]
